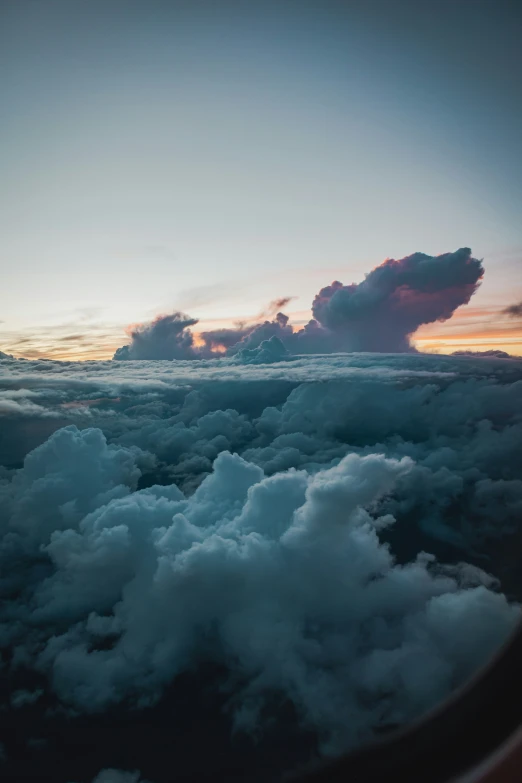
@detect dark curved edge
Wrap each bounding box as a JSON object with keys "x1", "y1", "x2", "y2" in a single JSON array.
[{"x1": 293, "y1": 621, "x2": 522, "y2": 783}]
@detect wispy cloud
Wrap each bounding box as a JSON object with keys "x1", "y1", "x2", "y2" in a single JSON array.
[
  {"x1": 174, "y1": 282, "x2": 246, "y2": 313},
  {"x1": 0, "y1": 318, "x2": 126, "y2": 361},
  {"x1": 503, "y1": 301, "x2": 522, "y2": 318}
]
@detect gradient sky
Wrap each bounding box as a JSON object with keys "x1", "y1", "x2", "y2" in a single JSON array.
[{"x1": 1, "y1": 0, "x2": 522, "y2": 359}]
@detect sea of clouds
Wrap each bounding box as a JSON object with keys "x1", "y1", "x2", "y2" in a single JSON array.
[
  {"x1": 1, "y1": 248, "x2": 521, "y2": 780},
  {"x1": 1, "y1": 348, "x2": 522, "y2": 780}
]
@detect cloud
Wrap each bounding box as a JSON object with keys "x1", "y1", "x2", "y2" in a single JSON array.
[
  {"x1": 224, "y1": 312, "x2": 295, "y2": 356},
  {"x1": 113, "y1": 313, "x2": 201, "y2": 361},
  {"x1": 257, "y1": 296, "x2": 296, "y2": 319},
  {"x1": 1, "y1": 317, "x2": 124, "y2": 362},
  {"x1": 59, "y1": 334, "x2": 89, "y2": 342},
  {"x1": 234, "y1": 335, "x2": 290, "y2": 364},
  {"x1": 452, "y1": 349, "x2": 515, "y2": 359},
  {"x1": 311, "y1": 248, "x2": 484, "y2": 352},
  {"x1": 112, "y1": 248, "x2": 484, "y2": 360},
  {"x1": 503, "y1": 301, "x2": 522, "y2": 318},
  {"x1": 197, "y1": 323, "x2": 253, "y2": 353},
  {"x1": 1, "y1": 433, "x2": 517, "y2": 753},
  {"x1": 1, "y1": 351, "x2": 522, "y2": 779},
  {"x1": 0, "y1": 394, "x2": 60, "y2": 418},
  {"x1": 113, "y1": 309, "x2": 295, "y2": 361},
  {"x1": 10, "y1": 689, "x2": 43, "y2": 709}
]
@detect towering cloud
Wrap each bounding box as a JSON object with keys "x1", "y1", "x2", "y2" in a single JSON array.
[
  {"x1": 113, "y1": 313, "x2": 201, "y2": 361},
  {"x1": 112, "y1": 248, "x2": 484, "y2": 360},
  {"x1": 311, "y1": 247, "x2": 484, "y2": 352}
]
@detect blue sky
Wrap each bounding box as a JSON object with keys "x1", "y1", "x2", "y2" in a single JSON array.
[{"x1": 1, "y1": 0, "x2": 521, "y2": 357}]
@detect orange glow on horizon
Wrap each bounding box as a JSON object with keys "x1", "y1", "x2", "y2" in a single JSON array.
[
  {"x1": 13, "y1": 324, "x2": 522, "y2": 362},
  {"x1": 4, "y1": 297, "x2": 522, "y2": 361}
]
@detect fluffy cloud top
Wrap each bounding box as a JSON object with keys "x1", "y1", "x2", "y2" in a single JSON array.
[
  {"x1": 113, "y1": 313, "x2": 200, "y2": 361},
  {"x1": 1, "y1": 428, "x2": 517, "y2": 753},
  {"x1": 0, "y1": 350, "x2": 521, "y2": 780},
  {"x1": 311, "y1": 248, "x2": 483, "y2": 352}
]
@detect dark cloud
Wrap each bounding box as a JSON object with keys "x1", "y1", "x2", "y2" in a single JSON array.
[
  {"x1": 114, "y1": 306, "x2": 298, "y2": 361},
  {"x1": 226, "y1": 312, "x2": 294, "y2": 356},
  {"x1": 113, "y1": 313, "x2": 201, "y2": 360},
  {"x1": 256, "y1": 296, "x2": 296, "y2": 320},
  {"x1": 311, "y1": 248, "x2": 484, "y2": 352},
  {"x1": 181, "y1": 303, "x2": 297, "y2": 358},
  {"x1": 3, "y1": 343, "x2": 522, "y2": 783},
  {"x1": 0, "y1": 424, "x2": 516, "y2": 749},
  {"x1": 59, "y1": 334, "x2": 88, "y2": 343},
  {"x1": 503, "y1": 301, "x2": 522, "y2": 318},
  {"x1": 234, "y1": 335, "x2": 290, "y2": 364},
  {"x1": 0, "y1": 352, "x2": 522, "y2": 781},
  {"x1": 270, "y1": 296, "x2": 295, "y2": 311},
  {"x1": 198, "y1": 323, "x2": 253, "y2": 352}
]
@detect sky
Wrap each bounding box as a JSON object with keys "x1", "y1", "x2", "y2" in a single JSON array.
[
  {"x1": 1, "y1": 0, "x2": 522, "y2": 359},
  {"x1": 1, "y1": 4, "x2": 522, "y2": 771}
]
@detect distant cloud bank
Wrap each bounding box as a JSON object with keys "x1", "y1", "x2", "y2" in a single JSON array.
[{"x1": 113, "y1": 248, "x2": 484, "y2": 360}]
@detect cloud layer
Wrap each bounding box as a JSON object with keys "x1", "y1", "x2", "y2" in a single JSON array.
[
  {"x1": 0, "y1": 350, "x2": 521, "y2": 780},
  {"x1": 113, "y1": 314, "x2": 201, "y2": 361}
]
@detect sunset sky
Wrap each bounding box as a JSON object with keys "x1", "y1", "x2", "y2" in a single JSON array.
[
  {"x1": 2, "y1": 5, "x2": 522, "y2": 780},
  {"x1": 1, "y1": 0, "x2": 521, "y2": 360}
]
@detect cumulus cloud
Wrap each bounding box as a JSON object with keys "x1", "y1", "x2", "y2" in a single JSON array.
[
  {"x1": 1, "y1": 351, "x2": 522, "y2": 780},
  {"x1": 227, "y1": 313, "x2": 294, "y2": 356},
  {"x1": 311, "y1": 247, "x2": 483, "y2": 352},
  {"x1": 198, "y1": 323, "x2": 253, "y2": 353},
  {"x1": 235, "y1": 335, "x2": 290, "y2": 364},
  {"x1": 113, "y1": 313, "x2": 201, "y2": 361},
  {"x1": 113, "y1": 308, "x2": 297, "y2": 361},
  {"x1": 113, "y1": 248, "x2": 484, "y2": 360},
  {"x1": 1, "y1": 432, "x2": 517, "y2": 754}
]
